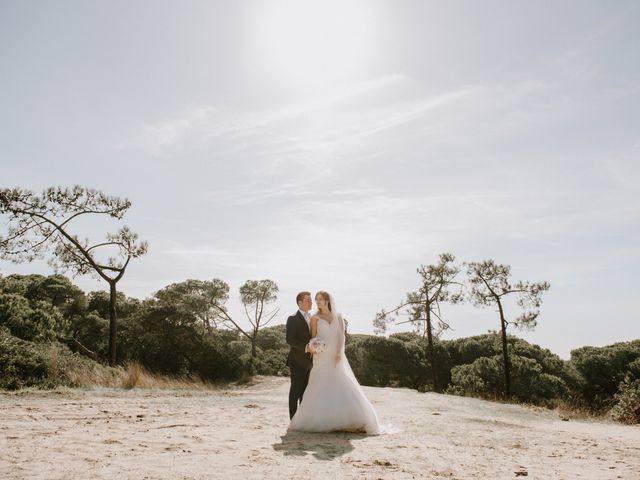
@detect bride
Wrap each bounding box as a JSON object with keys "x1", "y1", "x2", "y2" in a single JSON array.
[{"x1": 289, "y1": 291, "x2": 381, "y2": 435}]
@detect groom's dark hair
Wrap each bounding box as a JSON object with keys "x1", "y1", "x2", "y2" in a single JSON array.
[{"x1": 296, "y1": 291, "x2": 311, "y2": 305}]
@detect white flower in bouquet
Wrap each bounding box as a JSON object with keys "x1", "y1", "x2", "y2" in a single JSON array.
[{"x1": 308, "y1": 337, "x2": 325, "y2": 354}]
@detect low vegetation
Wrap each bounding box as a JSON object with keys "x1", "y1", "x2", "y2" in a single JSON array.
[{"x1": 1, "y1": 273, "x2": 638, "y2": 424}]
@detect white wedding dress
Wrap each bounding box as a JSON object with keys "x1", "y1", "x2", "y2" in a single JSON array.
[{"x1": 289, "y1": 313, "x2": 381, "y2": 435}]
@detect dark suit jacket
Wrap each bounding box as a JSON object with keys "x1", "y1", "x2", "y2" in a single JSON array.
[{"x1": 286, "y1": 311, "x2": 312, "y2": 369}]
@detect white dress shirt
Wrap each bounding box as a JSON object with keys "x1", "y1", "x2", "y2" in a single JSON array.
[{"x1": 298, "y1": 309, "x2": 311, "y2": 330}]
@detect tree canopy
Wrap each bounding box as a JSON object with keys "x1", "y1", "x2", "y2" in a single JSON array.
[{"x1": 0, "y1": 186, "x2": 148, "y2": 364}]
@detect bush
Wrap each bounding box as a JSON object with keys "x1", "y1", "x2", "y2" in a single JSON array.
[
  {"x1": 446, "y1": 334, "x2": 501, "y2": 366},
  {"x1": 118, "y1": 300, "x2": 257, "y2": 382},
  {"x1": 569, "y1": 340, "x2": 640, "y2": 411},
  {"x1": 536, "y1": 373, "x2": 570, "y2": 403},
  {"x1": 610, "y1": 377, "x2": 640, "y2": 424},
  {"x1": 0, "y1": 326, "x2": 51, "y2": 389},
  {"x1": 448, "y1": 356, "x2": 503, "y2": 398},
  {"x1": 0, "y1": 327, "x2": 122, "y2": 390},
  {"x1": 70, "y1": 312, "x2": 109, "y2": 357},
  {"x1": 346, "y1": 335, "x2": 431, "y2": 390},
  {"x1": 448, "y1": 353, "x2": 568, "y2": 404},
  {"x1": 255, "y1": 325, "x2": 288, "y2": 351},
  {"x1": 0, "y1": 293, "x2": 69, "y2": 342},
  {"x1": 389, "y1": 333, "x2": 453, "y2": 390},
  {"x1": 45, "y1": 341, "x2": 123, "y2": 387},
  {"x1": 255, "y1": 347, "x2": 289, "y2": 376}
]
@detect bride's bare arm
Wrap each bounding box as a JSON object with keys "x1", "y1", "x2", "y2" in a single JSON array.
[
  {"x1": 335, "y1": 314, "x2": 345, "y2": 365},
  {"x1": 310, "y1": 316, "x2": 318, "y2": 338}
]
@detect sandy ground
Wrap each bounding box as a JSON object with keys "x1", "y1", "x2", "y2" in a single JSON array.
[{"x1": 1, "y1": 376, "x2": 639, "y2": 480}]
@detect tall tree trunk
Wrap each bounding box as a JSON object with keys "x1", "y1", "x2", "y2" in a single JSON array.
[
  {"x1": 251, "y1": 333, "x2": 257, "y2": 357},
  {"x1": 497, "y1": 298, "x2": 511, "y2": 397},
  {"x1": 425, "y1": 306, "x2": 440, "y2": 393},
  {"x1": 108, "y1": 281, "x2": 118, "y2": 366}
]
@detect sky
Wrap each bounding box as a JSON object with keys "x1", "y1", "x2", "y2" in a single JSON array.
[{"x1": 1, "y1": 0, "x2": 639, "y2": 359}]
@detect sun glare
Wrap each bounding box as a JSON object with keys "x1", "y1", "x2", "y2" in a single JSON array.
[{"x1": 257, "y1": 0, "x2": 376, "y2": 91}]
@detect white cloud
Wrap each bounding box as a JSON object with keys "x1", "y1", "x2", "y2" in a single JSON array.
[
  {"x1": 120, "y1": 74, "x2": 408, "y2": 155},
  {"x1": 119, "y1": 106, "x2": 214, "y2": 155}
]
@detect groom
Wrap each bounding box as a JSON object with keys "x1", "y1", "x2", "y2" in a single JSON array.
[{"x1": 286, "y1": 291, "x2": 313, "y2": 419}]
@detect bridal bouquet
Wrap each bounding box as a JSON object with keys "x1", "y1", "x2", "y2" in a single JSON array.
[{"x1": 307, "y1": 337, "x2": 325, "y2": 354}]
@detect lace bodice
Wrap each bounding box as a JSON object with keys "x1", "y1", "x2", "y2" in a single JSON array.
[{"x1": 314, "y1": 317, "x2": 340, "y2": 366}]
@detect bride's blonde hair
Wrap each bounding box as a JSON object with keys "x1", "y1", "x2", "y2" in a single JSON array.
[{"x1": 315, "y1": 291, "x2": 332, "y2": 312}]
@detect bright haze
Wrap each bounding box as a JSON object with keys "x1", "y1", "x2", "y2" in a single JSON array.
[{"x1": 1, "y1": 0, "x2": 639, "y2": 358}]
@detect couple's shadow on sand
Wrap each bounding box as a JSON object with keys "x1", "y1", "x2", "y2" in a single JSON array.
[{"x1": 273, "y1": 430, "x2": 366, "y2": 460}]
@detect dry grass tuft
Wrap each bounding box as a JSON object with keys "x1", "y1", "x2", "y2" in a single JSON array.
[
  {"x1": 63, "y1": 362, "x2": 124, "y2": 388},
  {"x1": 553, "y1": 400, "x2": 607, "y2": 422},
  {"x1": 234, "y1": 370, "x2": 256, "y2": 386},
  {"x1": 50, "y1": 349, "x2": 217, "y2": 390},
  {"x1": 122, "y1": 362, "x2": 143, "y2": 389},
  {"x1": 120, "y1": 362, "x2": 213, "y2": 390}
]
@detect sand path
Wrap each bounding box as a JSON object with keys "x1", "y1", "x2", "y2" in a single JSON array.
[{"x1": 1, "y1": 376, "x2": 638, "y2": 479}]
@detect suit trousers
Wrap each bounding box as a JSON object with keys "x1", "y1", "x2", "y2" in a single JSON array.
[{"x1": 289, "y1": 362, "x2": 311, "y2": 419}]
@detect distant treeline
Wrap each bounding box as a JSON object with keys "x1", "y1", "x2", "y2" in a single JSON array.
[{"x1": 1, "y1": 273, "x2": 638, "y2": 424}]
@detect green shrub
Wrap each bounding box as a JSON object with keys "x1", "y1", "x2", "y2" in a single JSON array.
[
  {"x1": 0, "y1": 326, "x2": 51, "y2": 389},
  {"x1": 255, "y1": 347, "x2": 289, "y2": 376},
  {"x1": 448, "y1": 353, "x2": 568, "y2": 404},
  {"x1": 0, "y1": 327, "x2": 122, "y2": 390},
  {"x1": 446, "y1": 334, "x2": 501, "y2": 366},
  {"x1": 569, "y1": 340, "x2": 640, "y2": 411},
  {"x1": 346, "y1": 335, "x2": 431, "y2": 390},
  {"x1": 448, "y1": 356, "x2": 503, "y2": 398},
  {"x1": 389, "y1": 333, "x2": 453, "y2": 390},
  {"x1": 610, "y1": 377, "x2": 640, "y2": 424},
  {"x1": 70, "y1": 312, "x2": 109, "y2": 357},
  {"x1": 0, "y1": 293, "x2": 69, "y2": 342},
  {"x1": 255, "y1": 325, "x2": 287, "y2": 351}
]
